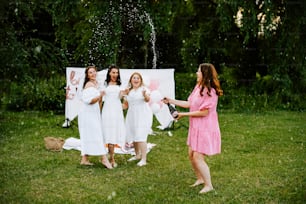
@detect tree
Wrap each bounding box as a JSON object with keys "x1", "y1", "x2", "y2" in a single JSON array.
[
  {"x1": 0, "y1": 0, "x2": 68, "y2": 81},
  {"x1": 216, "y1": 0, "x2": 306, "y2": 108}
]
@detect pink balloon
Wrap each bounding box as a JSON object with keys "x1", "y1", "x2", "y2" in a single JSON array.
[{"x1": 149, "y1": 79, "x2": 160, "y2": 91}]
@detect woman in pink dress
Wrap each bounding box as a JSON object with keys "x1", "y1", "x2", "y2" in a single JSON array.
[{"x1": 163, "y1": 63, "x2": 223, "y2": 194}]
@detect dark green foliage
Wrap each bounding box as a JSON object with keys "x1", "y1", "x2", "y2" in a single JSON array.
[
  {"x1": 0, "y1": 1, "x2": 68, "y2": 81},
  {"x1": 0, "y1": 0, "x2": 305, "y2": 111},
  {"x1": 174, "y1": 72, "x2": 195, "y2": 101},
  {"x1": 215, "y1": 0, "x2": 306, "y2": 111},
  {"x1": 6, "y1": 75, "x2": 66, "y2": 111},
  {"x1": 3, "y1": 71, "x2": 306, "y2": 112}
]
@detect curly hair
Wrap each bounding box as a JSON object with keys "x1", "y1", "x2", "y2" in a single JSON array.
[{"x1": 198, "y1": 63, "x2": 223, "y2": 96}]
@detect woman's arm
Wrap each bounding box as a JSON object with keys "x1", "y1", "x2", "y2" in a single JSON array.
[
  {"x1": 142, "y1": 89, "x2": 150, "y2": 102},
  {"x1": 178, "y1": 109, "x2": 209, "y2": 118},
  {"x1": 122, "y1": 99, "x2": 128, "y2": 110},
  {"x1": 163, "y1": 97, "x2": 190, "y2": 108},
  {"x1": 90, "y1": 95, "x2": 101, "y2": 104},
  {"x1": 99, "y1": 100, "x2": 103, "y2": 111}
]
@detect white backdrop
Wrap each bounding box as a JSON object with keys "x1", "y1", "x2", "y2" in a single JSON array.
[{"x1": 64, "y1": 67, "x2": 175, "y2": 129}]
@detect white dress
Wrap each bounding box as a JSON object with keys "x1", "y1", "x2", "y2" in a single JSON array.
[
  {"x1": 101, "y1": 84, "x2": 126, "y2": 146},
  {"x1": 78, "y1": 87, "x2": 107, "y2": 156},
  {"x1": 125, "y1": 86, "x2": 153, "y2": 142}
]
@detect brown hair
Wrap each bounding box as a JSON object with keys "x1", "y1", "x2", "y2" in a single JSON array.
[
  {"x1": 83, "y1": 65, "x2": 97, "y2": 88},
  {"x1": 104, "y1": 64, "x2": 122, "y2": 86},
  {"x1": 199, "y1": 63, "x2": 223, "y2": 96}
]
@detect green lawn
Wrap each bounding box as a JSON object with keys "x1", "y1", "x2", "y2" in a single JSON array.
[{"x1": 0, "y1": 111, "x2": 305, "y2": 203}]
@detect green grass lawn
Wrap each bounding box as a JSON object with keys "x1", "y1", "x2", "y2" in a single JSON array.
[{"x1": 0, "y1": 110, "x2": 305, "y2": 203}]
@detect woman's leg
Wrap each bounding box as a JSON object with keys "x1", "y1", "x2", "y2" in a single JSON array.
[
  {"x1": 80, "y1": 155, "x2": 93, "y2": 165},
  {"x1": 188, "y1": 147, "x2": 204, "y2": 186},
  {"x1": 108, "y1": 144, "x2": 117, "y2": 167},
  {"x1": 101, "y1": 155, "x2": 113, "y2": 169},
  {"x1": 192, "y1": 152, "x2": 214, "y2": 193},
  {"x1": 134, "y1": 142, "x2": 141, "y2": 159},
  {"x1": 139, "y1": 142, "x2": 147, "y2": 161},
  {"x1": 127, "y1": 142, "x2": 141, "y2": 161},
  {"x1": 137, "y1": 142, "x2": 147, "y2": 166}
]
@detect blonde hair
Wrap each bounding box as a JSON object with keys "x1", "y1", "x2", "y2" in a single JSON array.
[{"x1": 128, "y1": 72, "x2": 144, "y2": 90}]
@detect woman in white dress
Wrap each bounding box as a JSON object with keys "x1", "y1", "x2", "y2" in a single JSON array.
[
  {"x1": 78, "y1": 66, "x2": 112, "y2": 169},
  {"x1": 101, "y1": 65, "x2": 126, "y2": 168},
  {"x1": 123, "y1": 72, "x2": 153, "y2": 167}
]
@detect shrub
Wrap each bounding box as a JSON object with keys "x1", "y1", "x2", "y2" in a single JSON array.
[
  {"x1": 175, "y1": 71, "x2": 306, "y2": 112},
  {"x1": 6, "y1": 74, "x2": 66, "y2": 111},
  {"x1": 2, "y1": 71, "x2": 305, "y2": 112},
  {"x1": 174, "y1": 72, "x2": 196, "y2": 100}
]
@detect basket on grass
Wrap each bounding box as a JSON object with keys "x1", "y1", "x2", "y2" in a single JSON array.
[{"x1": 44, "y1": 137, "x2": 65, "y2": 152}]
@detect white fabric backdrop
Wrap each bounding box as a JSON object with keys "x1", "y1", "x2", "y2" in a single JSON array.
[{"x1": 64, "y1": 67, "x2": 175, "y2": 129}]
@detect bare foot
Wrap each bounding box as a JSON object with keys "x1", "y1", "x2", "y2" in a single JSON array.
[
  {"x1": 80, "y1": 161, "x2": 94, "y2": 166},
  {"x1": 128, "y1": 156, "x2": 141, "y2": 162},
  {"x1": 199, "y1": 186, "x2": 214, "y2": 194},
  {"x1": 137, "y1": 160, "x2": 147, "y2": 167},
  {"x1": 110, "y1": 159, "x2": 118, "y2": 168},
  {"x1": 190, "y1": 180, "x2": 204, "y2": 187},
  {"x1": 101, "y1": 159, "x2": 113, "y2": 169}
]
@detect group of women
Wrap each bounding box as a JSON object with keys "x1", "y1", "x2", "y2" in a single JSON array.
[
  {"x1": 77, "y1": 63, "x2": 223, "y2": 194},
  {"x1": 78, "y1": 65, "x2": 152, "y2": 169}
]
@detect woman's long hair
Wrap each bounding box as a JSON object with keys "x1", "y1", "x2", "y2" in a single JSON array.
[
  {"x1": 199, "y1": 63, "x2": 223, "y2": 96},
  {"x1": 104, "y1": 64, "x2": 121, "y2": 86},
  {"x1": 83, "y1": 65, "x2": 97, "y2": 88}
]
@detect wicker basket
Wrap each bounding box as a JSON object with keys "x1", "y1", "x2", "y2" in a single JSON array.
[{"x1": 44, "y1": 137, "x2": 65, "y2": 152}]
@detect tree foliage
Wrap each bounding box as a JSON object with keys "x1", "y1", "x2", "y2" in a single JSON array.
[
  {"x1": 0, "y1": 0, "x2": 305, "y2": 111},
  {"x1": 216, "y1": 0, "x2": 306, "y2": 106}
]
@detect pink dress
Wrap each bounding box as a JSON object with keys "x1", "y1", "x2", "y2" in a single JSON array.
[{"x1": 187, "y1": 85, "x2": 221, "y2": 155}]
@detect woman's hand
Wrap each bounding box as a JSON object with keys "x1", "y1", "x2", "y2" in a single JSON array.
[
  {"x1": 162, "y1": 97, "x2": 171, "y2": 104},
  {"x1": 162, "y1": 97, "x2": 190, "y2": 109},
  {"x1": 142, "y1": 89, "x2": 150, "y2": 102},
  {"x1": 176, "y1": 112, "x2": 187, "y2": 120},
  {"x1": 142, "y1": 89, "x2": 146, "y2": 97},
  {"x1": 120, "y1": 89, "x2": 129, "y2": 99},
  {"x1": 91, "y1": 95, "x2": 101, "y2": 104}
]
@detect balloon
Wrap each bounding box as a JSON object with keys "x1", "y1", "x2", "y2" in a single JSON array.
[
  {"x1": 150, "y1": 103, "x2": 161, "y2": 114},
  {"x1": 149, "y1": 79, "x2": 160, "y2": 91},
  {"x1": 150, "y1": 90, "x2": 163, "y2": 103}
]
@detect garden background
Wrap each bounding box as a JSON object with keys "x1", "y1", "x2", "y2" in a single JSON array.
[{"x1": 0, "y1": 1, "x2": 305, "y2": 203}]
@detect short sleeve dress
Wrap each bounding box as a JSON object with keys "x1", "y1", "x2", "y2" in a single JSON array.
[
  {"x1": 125, "y1": 86, "x2": 153, "y2": 143},
  {"x1": 78, "y1": 87, "x2": 107, "y2": 156},
  {"x1": 101, "y1": 84, "x2": 126, "y2": 146},
  {"x1": 187, "y1": 85, "x2": 221, "y2": 155}
]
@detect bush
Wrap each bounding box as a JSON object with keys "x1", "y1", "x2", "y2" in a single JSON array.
[
  {"x1": 2, "y1": 71, "x2": 305, "y2": 112},
  {"x1": 6, "y1": 74, "x2": 66, "y2": 111},
  {"x1": 175, "y1": 71, "x2": 306, "y2": 112},
  {"x1": 174, "y1": 72, "x2": 196, "y2": 100}
]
